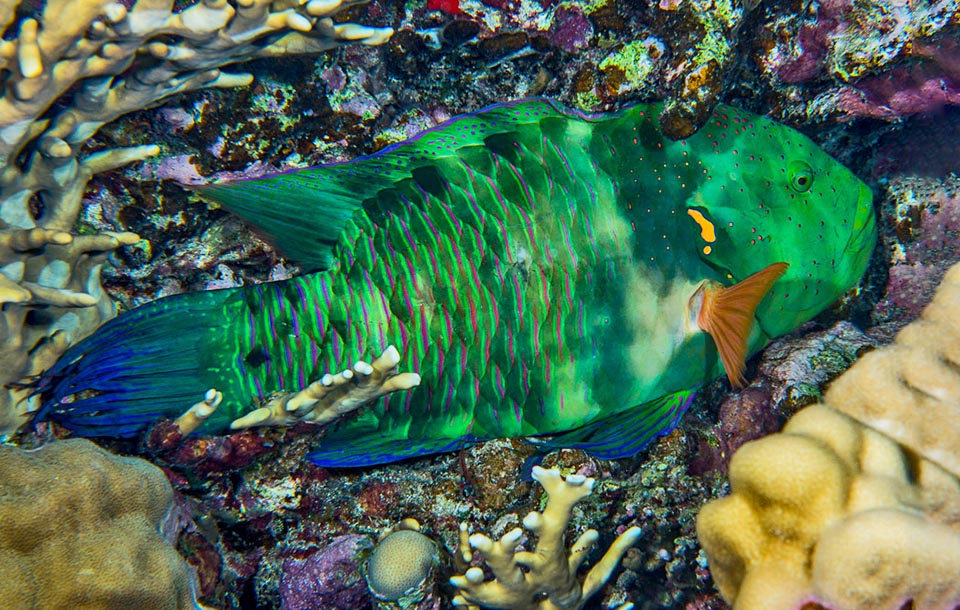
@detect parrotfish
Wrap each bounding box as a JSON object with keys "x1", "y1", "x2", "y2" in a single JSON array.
[{"x1": 37, "y1": 100, "x2": 876, "y2": 467}]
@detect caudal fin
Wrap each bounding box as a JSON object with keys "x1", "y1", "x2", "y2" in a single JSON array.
[{"x1": 36, "y1": 289, "x2": 236, "y2": 437}]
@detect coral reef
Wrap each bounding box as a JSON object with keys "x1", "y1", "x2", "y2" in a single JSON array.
[
  {"x1": 828, "y1": 256, "x2": 960, "y2": 478},
  {"x1": 698, "y1": 403, "x2": 960, "y2": 610},
  {"x1": 9, "y1": 0, "x2": 957, "y2": 608},
  {"x1": 451, "y1": 466, "x2": 641, "y2": 610},
  {"x1": 596, "y1": 431, "x2": 724, "y2": 610},
  {"x1": 0, "y1": 0, "x2": 392, "y2": 436},
  {"x1": 119, "y1": 389, "x2": 726, "y2": 609},
  {"x1": 0, "y1": 438, "x2": 197, "y2": 609},
  {"x1": 687, "y1": 321, "x2": 878, "y2": 476},
  {"x1": 650, "y1": 0, "x2": 758, "y2": 138},
  {"x1": 697, "y1": 262, "x2": 960, "y2": 610}
]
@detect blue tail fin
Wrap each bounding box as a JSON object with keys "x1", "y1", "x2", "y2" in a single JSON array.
[{"x1": 35, "y1": 289, "x2": 236, "y2": 437}]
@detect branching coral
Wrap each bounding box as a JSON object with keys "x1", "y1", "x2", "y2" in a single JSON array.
[
  {"x1": 0, "y1": 0, "x2": 392, "y2": 436},
  {"x1": 171, "y1": 345, "x2": 421, "y2": 434},
  {"x1": 696, "y1": 261, "x2": 960, "y2": 610},
  {"x1": 451, "y1": 466, "x2": 641, "y2": 610},
  {"x1": 230, "y1": 345, "x2": 422, "y2": 429},
  {"x1": 0, "y1": 438, "x2": 198, "y2": 609}
]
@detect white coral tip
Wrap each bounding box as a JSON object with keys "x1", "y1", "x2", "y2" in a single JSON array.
[
  {"x1": 572, "y1": 529, "x2": 599, "y2": 553},
  {"x1": 383, "y1": 345, "x2": 401, "y2": 366},
  {"x1": 104, "y1": 3, "x2": 127, "y2": 22},
  {"x1": 469, "y1": 533, "x2": 494, "y2": 552},
  {"x1": 305, "y1": 0, "x2": 341, "y2": 15},
  {"x1": 464, "y1": 567, "x2": 486, "y2": 584},
  {"x1": 502, "y1": 528, "x2": 523, "y2": 545},
  {"x1": 623, "y1": 526, "x2": 643, "y2": 542},
  {"x1": 523, "y1": 511, "x2": 545, "y2": 530}
]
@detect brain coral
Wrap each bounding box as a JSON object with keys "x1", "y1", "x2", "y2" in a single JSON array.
[
  {"x1": 366, "y1": 528, "x2": 440, "y2": 601},
  {"x1": 0, "y1": 438, "x2": 196, "y2": 609}
]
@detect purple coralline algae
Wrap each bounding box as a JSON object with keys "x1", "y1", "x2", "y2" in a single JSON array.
[
  {"x1": 547, "y1": 5, "x2": 594, "y2": 53},
  {"x1": 757, "y1": 0, "x2": 960, "y2": 121},
  {"x1": 280, "y1": 535, "x2": 373, "y2": 610},
  {"x1": 875, "y1": 175, "x2": 960, "y2": 326}
]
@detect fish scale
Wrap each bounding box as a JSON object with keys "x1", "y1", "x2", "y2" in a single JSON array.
[{"x1": 37, "y1": 99, "x2": 875, "y2": 466}]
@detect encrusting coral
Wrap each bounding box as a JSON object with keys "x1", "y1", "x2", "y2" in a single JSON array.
[
  {"x1": 451, "y1": 466, "x2": 641, "y2": 610},
  {"x1": 825, "y1": 259, "x2": 960, "y2": 479},
  {"x1": 697, "y1": 262, "x2": 960, "y2": 610},
  {"x1": 0, "y1": 0, "x2": 392, "y2": 436},
  {"x1": 0, "y1": 438, "x2": 198, "y2": 609}
]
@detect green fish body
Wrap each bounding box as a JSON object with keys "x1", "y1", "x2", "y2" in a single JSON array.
[{"x1": 40, "y1": 100, "x2": 875, "y2": 466}]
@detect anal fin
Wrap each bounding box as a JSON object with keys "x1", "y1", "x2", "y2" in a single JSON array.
[
  {"x1": 307, "y1": 434, "x2": 478, "y2": 468},
  {"x1": 529, "y1": 390, "x2": 696, "y2": 460}
]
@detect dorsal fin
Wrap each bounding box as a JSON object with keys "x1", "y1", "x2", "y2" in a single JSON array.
[
  {"x1": 195, "y1": 99, "x2": 579, "y2": 270},
  {"x1": 696, "y1": 262, "x2": 789, "y2": 387}
]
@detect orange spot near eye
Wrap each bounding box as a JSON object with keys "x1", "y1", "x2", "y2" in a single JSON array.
[
  {"x1": 687, "y1": 209, "x2": 716, "y2": 243},
  {"x1": 703, "y1": 246, "x2": 712, "y2": 255}
]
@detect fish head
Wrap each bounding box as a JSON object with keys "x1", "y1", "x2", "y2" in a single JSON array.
[{"x1": 683, "y1": 106, "x2": 876, "y2": 338}]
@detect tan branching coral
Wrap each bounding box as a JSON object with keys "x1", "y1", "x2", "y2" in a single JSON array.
[
  {"x1": 697, "y1": 261, "x2": 960, "y2": 610},
  {"x1": 0, "y1": 0, "x2": 392, "y2": 435},
  {"x1": 451, "y1": 466, "x2": 641, "y2": 610},
  {"x1": 230, "y1": 344, "x2": 422, "y2": 429},
  {"x1": 0, "y1": 438, "x2": 197, "y2": 609},
  {"x1": 172, "y1": 345, "x2": 421, "y2": 434}
]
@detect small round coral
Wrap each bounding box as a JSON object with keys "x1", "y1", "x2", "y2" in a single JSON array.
[{"x1": 365, "y1": 529, "x2": 440, "y2": 601}]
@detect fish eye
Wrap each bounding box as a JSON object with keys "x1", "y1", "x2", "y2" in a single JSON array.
[{"x1": 788, "y1": 161, "x2": 814, "y2": 193}]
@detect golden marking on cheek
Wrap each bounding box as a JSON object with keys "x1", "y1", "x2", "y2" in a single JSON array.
[
  {"x1": 703, "y1": 246, "x2": 712, "y2": 255},
  {"x1": 687, "y1": 209, "x2": 717, "y2": 243}
]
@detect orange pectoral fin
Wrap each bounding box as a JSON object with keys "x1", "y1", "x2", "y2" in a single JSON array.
[{"x1": 695, "y1": 262, "x2": 789, "y2": 387}]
